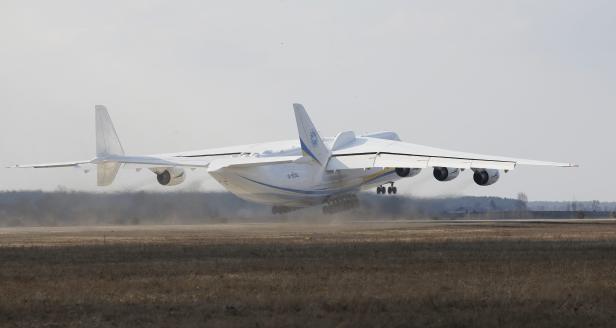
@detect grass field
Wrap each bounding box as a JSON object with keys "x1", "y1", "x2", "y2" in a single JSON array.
[{"x1": 1, "y1": 220, "x2": 616, "y2": 327}]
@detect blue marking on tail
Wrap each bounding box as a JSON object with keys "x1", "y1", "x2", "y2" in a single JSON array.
[{"x1": 300, "y1": 139, "x2": 322, "y2": 165}]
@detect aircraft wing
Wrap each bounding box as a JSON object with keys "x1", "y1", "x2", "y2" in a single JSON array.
[
  {"x1": 120, "y1": 143, "x2": 298, "y2": 169},
  {"x1": 10, "y1": 153, "x2": 301, "y2": 170},
  {"x1": 156, "y1": 144, "x2": 252, "y2": 159},
  {"x1": 113, "y1": 154, "x2": 301, "y2": 169},
  {"x1": 8, "y1": 160, "x2": 93, "y2": 169},
  {"x1": 327, "y1": 137, "x2": 576, "y2": 171},
  {"x1": 8, "y1": 143, "x2": 258, "y2": 170},
  {"x1": 104, "y1": 155, "x2": 215, "y2": 168},
  {"x1": 8, "y1": 157, "x2": 213, "y2": 170}
]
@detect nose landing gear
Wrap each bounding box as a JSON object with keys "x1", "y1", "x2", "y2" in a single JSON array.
[{"x1": 376, "y1": 182, "x2": 397, "y2": 195}]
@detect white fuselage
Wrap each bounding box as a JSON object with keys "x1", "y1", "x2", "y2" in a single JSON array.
[{"x1": 206, "y1": 139, "x2": 400, "y2": 207}]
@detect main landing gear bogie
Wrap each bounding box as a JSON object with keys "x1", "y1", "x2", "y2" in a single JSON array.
[
  {"x1": 322, "y1": 194, "x2": 359, "y2": 215},
  {"x1": 272, "y1": 206, "x2": 299, "y2": 215},
  {"x1": 377, "y1": 183, "x2": 397, "y2": 195}
]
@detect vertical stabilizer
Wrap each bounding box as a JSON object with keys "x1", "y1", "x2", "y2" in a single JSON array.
[
  {"x1": 94, "y1": 105, "x2": 123, "y2": 186},
  {"x1": 97, "y1": 162, "x2": 121, "y2": 186},
  {"x1": 95, "y1": 105, "x2": 125, "y2": 157},
  {"x1": 293, "y1": 103, "x2": 330, "y2": 166}
]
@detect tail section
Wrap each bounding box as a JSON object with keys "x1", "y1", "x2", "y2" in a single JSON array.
[
  {"x1": 95, "y1": 105, "x2": 123, "y2": 186},
  {"x1": 97, "y1": 162, "x2": 121, "y2": 186},
  {"x1": 96, "y1": 105, "x2": 125, "y2": 157},
  {"x1": 293, "y1": 103, "x2": 330, "y2": 166}
]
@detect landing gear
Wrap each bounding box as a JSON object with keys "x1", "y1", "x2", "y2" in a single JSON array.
[
  {"x1": 322, "y1": 194, "x2": 359, "y2": 215},
  {"x1": 377, "y1": 183, "x2": 397, "y2": 195},
  {"x1": 272, "y1": 206, "x2": 298, "y2": 215}
]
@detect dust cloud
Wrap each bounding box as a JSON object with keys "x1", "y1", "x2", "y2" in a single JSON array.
[{"x1": 0, "y1": 191, "x2": 531, "y2": 227}]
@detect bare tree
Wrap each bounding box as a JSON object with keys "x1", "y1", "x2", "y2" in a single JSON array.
[{"x1": 517, "y1": 192, "x2": 528, "y2": 204}]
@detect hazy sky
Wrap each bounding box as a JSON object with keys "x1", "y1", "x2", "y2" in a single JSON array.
[{"x1": 1, "y1": 1, "x2": 615, "y2": 201}]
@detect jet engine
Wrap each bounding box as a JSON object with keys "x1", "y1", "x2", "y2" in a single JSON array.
[
  {"x1": 395, "y1": 167, "x2": 422, "y2": 178},
  {"x1": 153, "y1": 168, "x2": 186, "y2": 186},
  {"x1": 473, "y1": 169, "x2": 500, "y2": 186},
  {"x1": 433, "y1": 167, "x2": 460, "y2": 182}
]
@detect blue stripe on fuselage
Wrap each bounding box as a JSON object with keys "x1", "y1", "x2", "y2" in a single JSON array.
[
  {"x1": 364, "y1": 170, "x2": 397, "y2": 184},
  {"x1": 240, "y1": 175, "x2": 334, "y2": 195},
  {"x1": 238, "y1": 169, "x2": 397, "y2": 196}
]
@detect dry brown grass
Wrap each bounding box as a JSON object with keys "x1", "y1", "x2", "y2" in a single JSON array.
[{"x1": 1, "y1": 221, "x2": 616, "y2": 327}]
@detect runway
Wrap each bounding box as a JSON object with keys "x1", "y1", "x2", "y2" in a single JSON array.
[
  {"x1": 353, "y1": 218, "x2": 616, "y2": 224},
  {"x1": 1, "y1": 218, "x2": 616, "y2": 247},
  {"x1": 1, "y1": 219, "x2": 616, "y2": 327}
]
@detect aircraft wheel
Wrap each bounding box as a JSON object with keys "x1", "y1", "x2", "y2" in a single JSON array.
[
  {"x1": 393, "y1": 187, "x2": 397, "y2": 194},
  {"x1": 387, "y1": 187, "x2": 392, "y2": 194}
]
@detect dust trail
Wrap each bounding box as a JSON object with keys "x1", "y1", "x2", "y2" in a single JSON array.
[
  {"x1": 177, "y1": 178, "x2": 206, "y2": 192},
  {"x1": 0, "y1": 191, "x2": 544, "y2": 227},
  {"x1": 119, "y1": 173, "x2": 159, "y2": 192},
  {"x1": 439, "y1": 177, "x2": 476, "y2": 198}
]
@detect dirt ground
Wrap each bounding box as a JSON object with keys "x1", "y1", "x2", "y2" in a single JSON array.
[{"x1": 1, "y1": 220, "x2": 616, "y2": 327}]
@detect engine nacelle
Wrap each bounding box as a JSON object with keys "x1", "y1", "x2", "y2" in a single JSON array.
[
  {"x1": 395, "y1": 167, "x2": 422, "y2": 178},
  {"x1": 473, "y1": 169, "x2": 500, "y2": 186},
  {"x1": 154, "y1": 168, "x2": 186, "y2": 186},
  {"x1": 433, "y1": 167, "x2": 460, "y2": 182}
]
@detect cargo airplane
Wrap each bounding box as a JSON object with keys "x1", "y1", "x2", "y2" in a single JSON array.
[{"x1": 10, "y1": 104, "x2": 576, "y2": 214}]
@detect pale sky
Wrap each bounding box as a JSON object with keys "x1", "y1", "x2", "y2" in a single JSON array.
[{"x1": 1, "y1": 1, "x2": 614, "y2": 201}]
